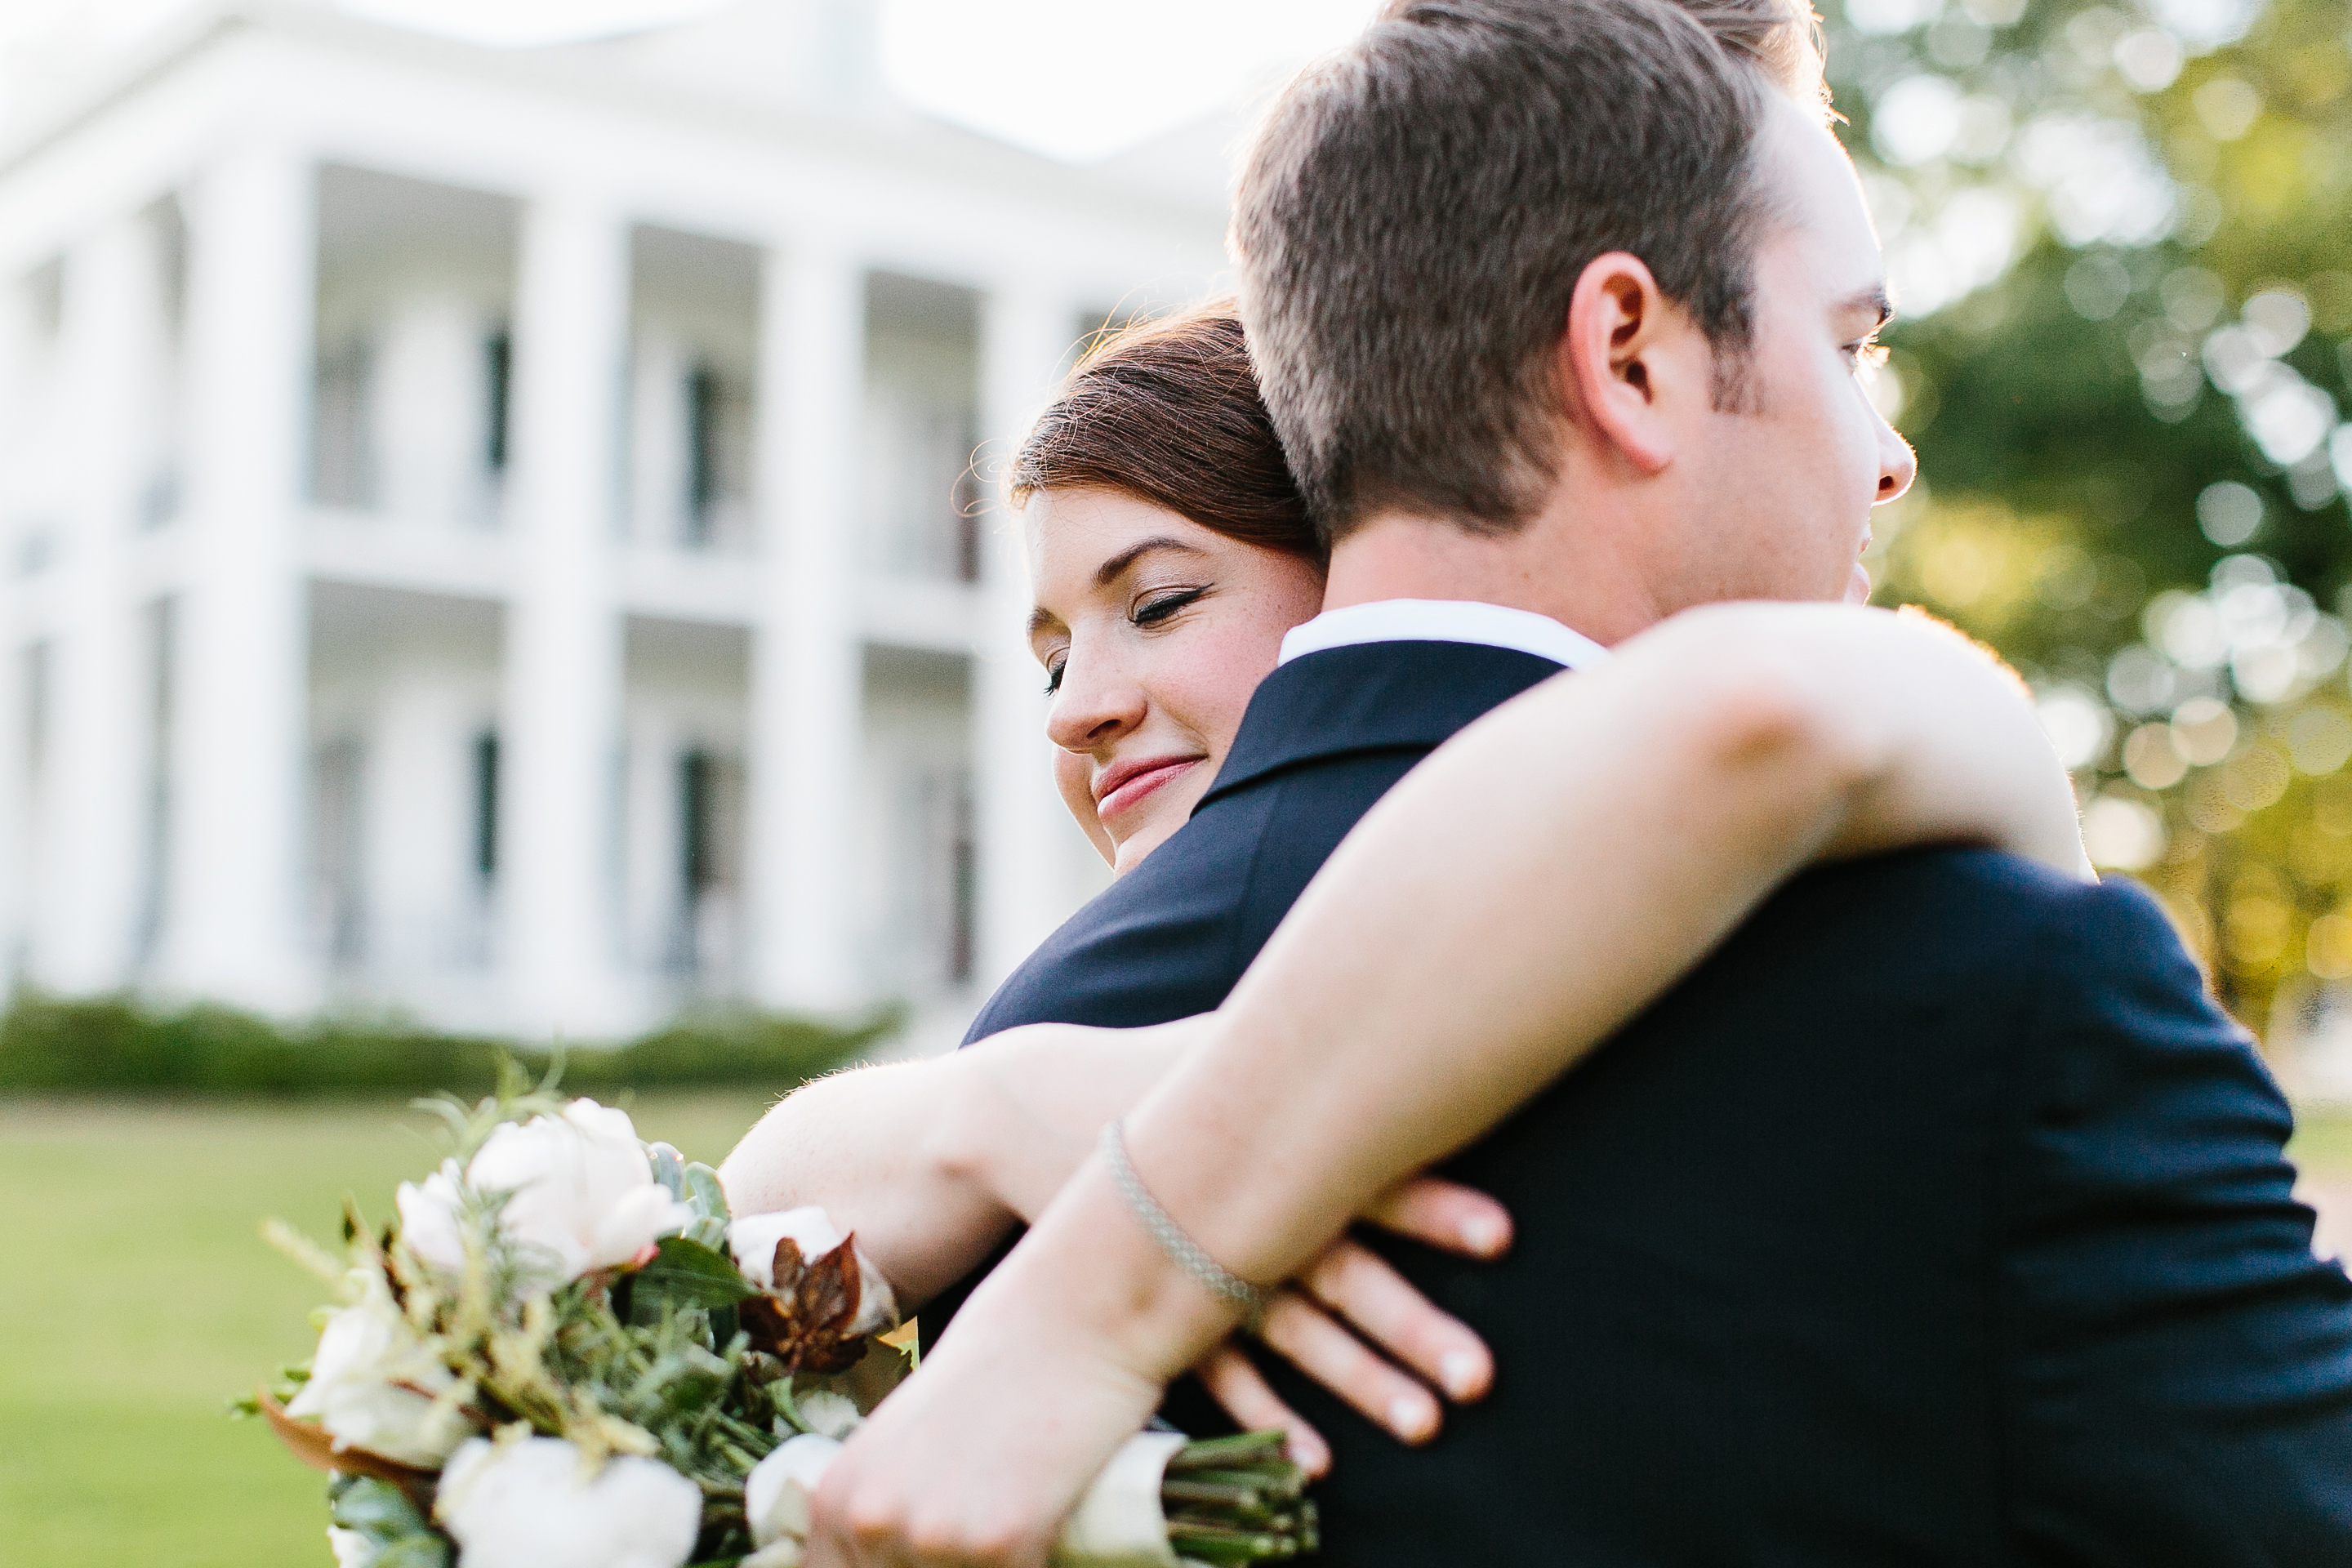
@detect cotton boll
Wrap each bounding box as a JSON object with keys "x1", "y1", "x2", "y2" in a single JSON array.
[
  {"x1": 727, "y1": 1209, "x2": 900, "y2": 1335},
  {"x1": 794, "y1": 1391, "x2": 863, "y2": 1441},
  {"x1": 744, "y1": 1435, "x2": 843, "y2": 1548},
  {"x1": 728, "y1": 1209, "x2": 847, "y2": 1290},
  {"x1": 436, "y1": 1437, "x2": 701, "y2": 1568}
]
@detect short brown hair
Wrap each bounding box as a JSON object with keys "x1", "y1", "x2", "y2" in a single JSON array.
[
  {"x1": 1233, "y1": 0, "x2": 1827, "y2": 544},
  {"x1": 1009, "y1": 305, "x2": 1321, "y2": 565}
]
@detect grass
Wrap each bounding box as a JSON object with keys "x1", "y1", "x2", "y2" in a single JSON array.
[
  {"x1": 2291, "y1": 1104, "x2": 2352, "y2": 1176},
  {"x1": 0, "y1": 1091, "x2": 776, "y2": 1568}
]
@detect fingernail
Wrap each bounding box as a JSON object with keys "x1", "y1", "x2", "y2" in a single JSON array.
[
  {"x1": 1389, "y1": 1394, "x2": 1437, "y2": 1442},
  {"x1": 1462, "y1": 1214, "x2": 1508, "y2": 1254},
  {"x1": 1440, "y1": 1350, "x2": 1484, "y2": 1400}
]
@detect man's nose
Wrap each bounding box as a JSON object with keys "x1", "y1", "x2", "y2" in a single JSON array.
[
  {"x1": 1044, "y1": 649, "x2": 1147, "y2": 754},
  {"x1": 1875, "y1": 417, "x2": 1918, "y2": 505}
]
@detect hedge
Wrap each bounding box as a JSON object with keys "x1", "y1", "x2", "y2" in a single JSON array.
[{"x1": 0, "y1": 991, "x2": 898, "y2": 1096}]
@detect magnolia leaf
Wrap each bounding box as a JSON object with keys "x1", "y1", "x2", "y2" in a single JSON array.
[
  {"x1": 634, "y1": 1234, "x2": 760, "y2": 1316},
  {"x1": 258, "y1": 1389, "x2": 439, "y2": 1490}
]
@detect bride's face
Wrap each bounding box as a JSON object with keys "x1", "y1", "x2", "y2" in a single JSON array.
[{"x1": 1026, "y1": 488, "x2": 1325, "y2": 875}]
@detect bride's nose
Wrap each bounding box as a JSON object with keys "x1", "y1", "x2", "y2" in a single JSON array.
[{"x1": 1045, "y1": 645, "x2": 1147, "y2": 753}]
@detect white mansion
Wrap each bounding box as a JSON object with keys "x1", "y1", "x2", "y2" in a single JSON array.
[{"x1": 0, "y1": 0, "x2": 1236, "y2": 1037}]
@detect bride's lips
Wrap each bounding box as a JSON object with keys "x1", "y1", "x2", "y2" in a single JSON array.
[{"x1": 1094, "y1": 755, "x2": 1205, "y2": 821}]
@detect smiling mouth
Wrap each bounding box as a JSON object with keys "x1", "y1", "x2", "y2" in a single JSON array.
[{"x1": 1094, "y1": 757, "x2": 1203, "y2": 821}]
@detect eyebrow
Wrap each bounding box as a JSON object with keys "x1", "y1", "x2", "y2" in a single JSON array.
[
  {"x1": 1842, "y1": 284, "x2": 1895, "y2": 329},
  {"x1": 1094, "y1": 536, "x2": 1207, "y2": 587},
  {"x1": 1026, "y1": 537, "x2": 1210, "y2": 639}
]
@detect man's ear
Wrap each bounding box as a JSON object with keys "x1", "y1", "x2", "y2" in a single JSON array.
[{"x1": 1557, "y1": 252, "x2": 1681, "y2": 476}]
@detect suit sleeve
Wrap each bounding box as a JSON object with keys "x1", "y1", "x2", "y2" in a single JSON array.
[{"x1": 2002, "y1": 875, "x2": 2352, "y2": 1566}]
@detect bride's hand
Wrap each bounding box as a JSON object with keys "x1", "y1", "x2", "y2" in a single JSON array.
[{"x1": 1194, "y1": 1174, "x2": 1509, "y2": 1473}]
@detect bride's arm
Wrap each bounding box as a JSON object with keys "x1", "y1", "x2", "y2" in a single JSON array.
[
  {"x1": 803, "y1": 602, "x2": 2087, "y2": 1566},
  {"x1": 716, "y1": 1021, "x2": 1190, "y2": 1307}
]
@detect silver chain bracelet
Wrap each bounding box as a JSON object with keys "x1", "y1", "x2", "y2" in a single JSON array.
[{"x1": 1099, "y1": 1119, "x2": 1275, "y2": 1330}]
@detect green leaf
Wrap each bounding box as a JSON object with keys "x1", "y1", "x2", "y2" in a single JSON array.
[
  {"x1": 329, "y1": 1477, "x2": 431, "y2": 1539},
  {"x1": 635, "y1": 1234, "x2": 758, "y2": 1313},
  {"x1": 373, "y1": 1535, "x2": 452, "y2": 1568},
  {"x1": 649, "y1": 1142, "x2": 688, "y2": 1200},
  {"x1": 683, "y1": 1162, "x2": 730, "y2": 1225}
]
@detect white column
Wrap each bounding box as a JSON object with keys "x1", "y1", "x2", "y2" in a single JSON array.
[
  {"x1": 972, "y1": 285, "x2": 1087, "y2": 988},
  {"x1": 0, "y1": 275, "x2": 32, "y2": 982},
  {"x1": 41, "y1": 216, "x2": 161, "y2": 993},
  {"x1": 376, "y1": 294, "x2": 490, "y2": 527},
  {"x1": 163, "y1": 146, "x2": 314, "y2": 1009},
  {"x1": 501, "y1": 193, "x2": 627, "y2": 1036},
  {"x1": 746, "y1": 243, "x2": 865, "y2": 1011}
]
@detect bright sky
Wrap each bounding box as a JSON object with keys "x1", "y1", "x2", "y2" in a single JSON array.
[{"x1": 0, "y1": 0, "x2": 1382, "y2": 163}]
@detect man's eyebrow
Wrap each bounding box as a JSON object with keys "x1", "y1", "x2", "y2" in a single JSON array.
[{"x1": 1093, "y1": 536, "x2": 1206, "y2": 588}]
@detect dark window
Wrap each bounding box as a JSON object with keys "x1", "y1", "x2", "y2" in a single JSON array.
[
  {"x1": 950, "y1": 774, "x2": 974, "y2": 982},
  {"x1": 484, "y1": 330, "x2": 512, "y2": 473},
  {"x1": 472, "y1": 731, "x2": 499, "y2": 882},
  {"x1": 686, "y1": 363, "x2": 723, "y2": 546},
  {"x1": 680, "y1": 748, "x2": 715, "y2": 893}
]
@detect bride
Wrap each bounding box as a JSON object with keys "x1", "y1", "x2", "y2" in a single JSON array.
[{"x1": 719, "y1": 302, "x2": 2085, "y2": 1473}]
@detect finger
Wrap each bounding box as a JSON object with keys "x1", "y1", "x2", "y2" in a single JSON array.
[
  {"x1": 1194, "y1": 1343, "x2": 1332, "y2": 1477},
  {"x1": 1363, "y1": 1175, "x2": 1513, "y2": 1258},
  {"x1": 1257, "y1": 1289, "x2": 1443, "y2": 1446},
  {"x1": 1299, "y1": 1239, "x2": 1493, "y2": 1403}
]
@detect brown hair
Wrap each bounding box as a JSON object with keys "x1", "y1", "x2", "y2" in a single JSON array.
[
  {"x1": 1232, "y1": 0, "x2": 1827, "y2": 545},
  {"x1": 1009, "y1": 304, "x2": 1323, "y2": 565}
]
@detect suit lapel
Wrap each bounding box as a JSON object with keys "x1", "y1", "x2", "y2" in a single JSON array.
[{"x1": 1200, "y1": 640, "x2": 1569, "y2": 809}]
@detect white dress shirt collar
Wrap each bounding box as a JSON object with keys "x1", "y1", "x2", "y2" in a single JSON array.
[{"x1": 1276, "y1": 599, "x2": 1611, "y2": 670}]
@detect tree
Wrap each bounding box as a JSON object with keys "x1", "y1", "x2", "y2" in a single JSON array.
[{"x1": 1829, "y1": 0, "x2": 2352, "y2": 1046}]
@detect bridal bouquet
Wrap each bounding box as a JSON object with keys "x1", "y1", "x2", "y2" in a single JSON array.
[{"x1": 246, "y1": 1070, "x2": 1319, "y2": 1568}]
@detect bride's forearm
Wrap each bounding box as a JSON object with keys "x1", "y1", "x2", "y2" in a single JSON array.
[
  {"x1": 981, "y1": 604, "x2": 2087, "y2": 1382},
  {"x1": 716, "y1": 1021, "x2": 1193, "y2": 1307}
]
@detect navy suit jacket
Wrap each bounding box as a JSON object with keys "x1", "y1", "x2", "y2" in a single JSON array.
[{"x1": 951, "y1": 639, "x2": 2352, "y2": 1565}]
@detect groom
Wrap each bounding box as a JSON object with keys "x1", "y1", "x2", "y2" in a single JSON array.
[{"x1": 926, "y1": 0, "x2": 2352, "y2": 1560}]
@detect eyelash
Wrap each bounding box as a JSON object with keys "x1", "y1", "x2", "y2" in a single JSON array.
[
  {"x1": 1133, "y1": 585, "x2": 1210, "y2": 626},
  {"x1": 1848, "y1": 337, "x2": 1889, "y2": 371},
  {"x1": 1041, "y1": 586, "x2": 1214, "y2": 697}
]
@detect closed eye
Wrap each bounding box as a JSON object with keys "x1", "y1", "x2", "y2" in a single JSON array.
[{"x1": 1133, "y1": 585, "x2": 1211, "y2": 626}]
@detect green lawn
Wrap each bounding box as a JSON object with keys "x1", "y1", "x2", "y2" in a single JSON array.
[
  {"x1": 0, "y1": 1091, "x2": 776, "y2": 1568},
  {"x1": 2291, "y1": 1106, "x2": 2352, "y2": 1177},
  {"x1": 5, "y1": 1093, "x2": 2349, "y2": 1568}
]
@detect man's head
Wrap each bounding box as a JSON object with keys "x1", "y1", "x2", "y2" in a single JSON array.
[{"x1": 1232, "y1": 0, "x2": 1916, "y2": 628}]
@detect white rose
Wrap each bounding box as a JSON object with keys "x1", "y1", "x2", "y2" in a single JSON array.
[
  {"x1": 394, "y1": 1160, "x2": 469, "y2": 1275},
  {"x1": 435, "y1": 1437, "x2": 702, "y2": 1568},
  {"x1": 728, "y1": 1208, "x2": 898, "y2": 1334},
  {"x1": 286, "y1": 1278, "x2": 474, "y2": 1468},
  {"x1": 403, "y1": 1099, "x2": 691, "y2": 1286}
]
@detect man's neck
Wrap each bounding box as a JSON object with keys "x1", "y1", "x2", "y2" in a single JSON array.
[{"x1": 1321, "y1": 509, "x2": 1668, "y2": 647}]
